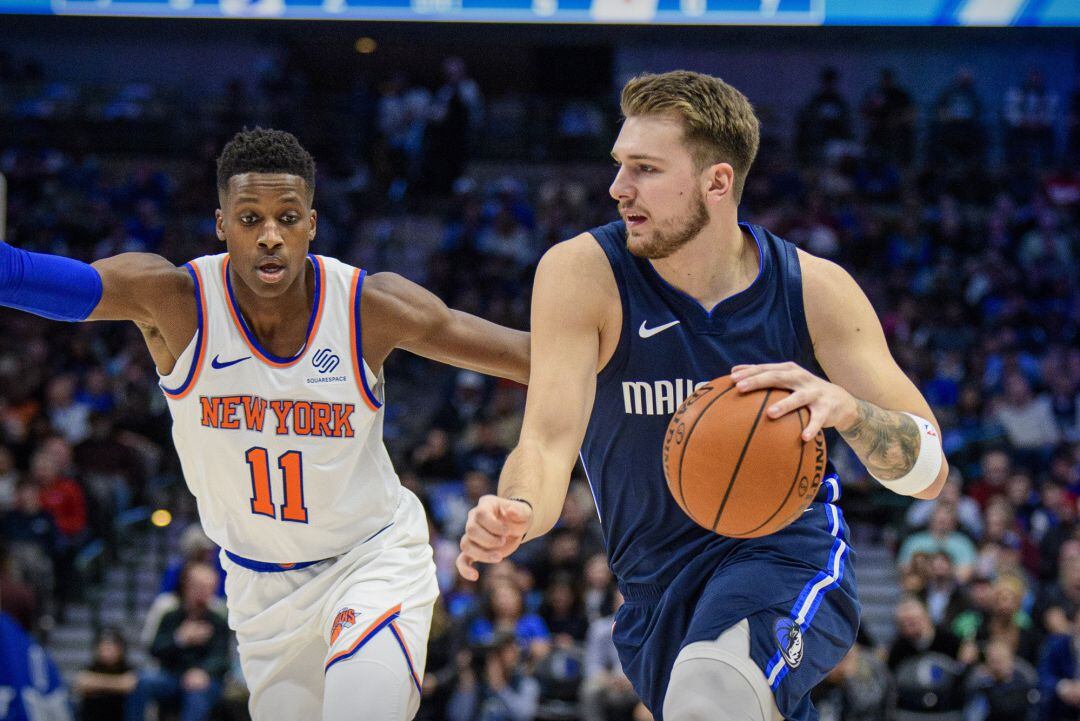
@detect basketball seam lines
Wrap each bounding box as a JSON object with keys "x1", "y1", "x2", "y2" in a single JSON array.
[
  {"x1": 712, "y1": 389, "x2": 772, "y2": 532},
  {"x1": 736, "y1": 406, "x2": 807, "y2": 537},
  {"x1": 676, "y1": 382, "x2": 735, "y2": 527}
]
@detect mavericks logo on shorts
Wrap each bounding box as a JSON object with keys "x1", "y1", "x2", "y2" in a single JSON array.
[
  {"x1": 774, "y1": 617, "x2": 804, "y2": 669},
  {"x1": 330, "y1": 608, "x2": 357, "y2": 644}
]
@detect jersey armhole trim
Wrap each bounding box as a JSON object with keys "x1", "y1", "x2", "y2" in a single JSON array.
[
  {"x1": 349, "y1": 268, "x2": 382, "y2": 411},
  {"x1": 786, "y1": 246, "x2": 816, "y2": 368},
  {"x1": 593, "y1": 230, "x2": 632, "y2": 385},
  {"x1": 161, "y1": 262, "x2": 207, "y2": 399}
]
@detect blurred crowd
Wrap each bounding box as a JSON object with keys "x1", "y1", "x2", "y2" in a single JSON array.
[{"x1": 3, "y1": 50, "x2": 1080, "y2": 721}]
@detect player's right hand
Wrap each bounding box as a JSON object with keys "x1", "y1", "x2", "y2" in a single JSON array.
[{"x1": 455, "y1": 494, "x2": 533, "y2": 581}]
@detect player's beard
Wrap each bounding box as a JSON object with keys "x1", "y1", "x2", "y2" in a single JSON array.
[{"x1": 626, "y1": 192, "x2": 710, "y2": 260}]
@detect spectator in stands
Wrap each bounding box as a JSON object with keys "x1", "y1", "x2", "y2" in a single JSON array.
[
  {"x1": 993, "y1": 373, "x2": 1061, "y2": 467},
  {"x1": 812, "y1": 640, "x2": 894, "y2": 721},
  {"x1": 889, "y1": 596, "x2": 974, "y2": 718},
  {"x1": 933, "y1": 68, "x2": 984, "y2": 163},
  {"x1": 958, "y1": 574, "x2": 1042, "y2": 664},
  {"x1": 426, "y1": 56, "x2": 483, "y2": 194},
  {"x1": 0, "y1": 478, "x2": 57, "y2": 610},
  {"x1": 861, "y1": 68, "x2": 915, "y2": 164},
  {"x1": 1067, "y1": 75, "x2": 1080, "y2": 165},
  {"x1": 906, "y1": 472, "x2": 984, "y2": 539},
  {"x1": 0, "y1": 445, "x2": 16, "y2": 511},
  {"x1": 920, "y1": 551, "x2": 968, "y2": 628},
  {"x1": 447, "y1": 630, "x2": 541, "y2": 721},
  {"x1": 968, "y1": 449, "x2": 1014, "y2": 511},
  {"x1": 1038, "y1": 607, "x2": 1080, "y2": 721},
  {"x1": 0, "y1": 543, "x2": 37, "y2": 632},
  {"x1": 44, "y1": 375, "x2": 93, "y2": 445},
  {"x1": 539, "y1": 571, "x2": 588, "y2": 646},
  {"x1": 125, "y1": 562, "x2": 229, "y2": 721},
  {"x1": 461, "y1": 419, "x2": 510, "y2": 480},
  {"x1": 1035, "y1": 540, "x2": 1080, "y2": 635},
  {"x1": 1004, "y1": 69, "x2": 1059, "y2": 167},
  {"x1": 74, "y1": 412, "x2": 148, "y2": 536},
  {"x1": 431, "y1": 370, "x2": 489, "y2": 434},
  {"x1": 418, "y1": 597, "x2": 466, "y2": 721},
  {"x1": 375, "y1": 72, "x2": 431, "y2": 200},
  {"x1": 580, "y1": 592, "x2": 637, "y2": 721},
  {"x1": 962, "y1": 639, "x2": 1038, "y2": 721},
  {"x1": 411, "y1": 427, "x2": 462, "y2": 482},
  {"x1": 75, "y1": 627, "x2": 137, "y2": 721},
  {"x1": 470, "y1": 579, "x2": 551, "y2": 664},
  {"x1": 899, "y1": 505, "x2": 979, "y2": 583},
  {"x1": 31, "y1": 436, "x2": 89, "y2": 617},
  {"x1": 797, "y1": 67, "x2": 852, "y2": 163},
  {"x1": 582, "y1": 553, "x2": 616, "y2": 623}
]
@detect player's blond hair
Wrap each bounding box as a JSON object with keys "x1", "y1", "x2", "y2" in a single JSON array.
[{"x1": 620, "y1": 71, "x2": 760, "y2": 203}]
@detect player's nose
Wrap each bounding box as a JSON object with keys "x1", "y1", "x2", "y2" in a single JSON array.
[
  {"x1": 609, "y1": 168, "x2": 633, "y2": 202},
  {"x1": 257, "y1": 222, "x2": 285, "y2": 250}
]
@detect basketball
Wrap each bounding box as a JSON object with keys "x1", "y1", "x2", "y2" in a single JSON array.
[{"x1": 662, "y1": 375, "x2": 827, "y2": 538}]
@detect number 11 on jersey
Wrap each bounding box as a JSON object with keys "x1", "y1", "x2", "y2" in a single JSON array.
[{"x1": 246, "y1": 447, "x2": 309, "y2": 523}]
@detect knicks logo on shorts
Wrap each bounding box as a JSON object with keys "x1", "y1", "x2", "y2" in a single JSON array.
[
  {"x1": 330, "y1": 608, "x2": 357, "y2": 645},
  {"x1": 774, "y1": 617, "x2": 804, "y2": 669}
]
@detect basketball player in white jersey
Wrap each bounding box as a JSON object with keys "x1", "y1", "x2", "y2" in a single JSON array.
[{"x1": 0, "y1": 128, "x2": 529, "y2": 721}]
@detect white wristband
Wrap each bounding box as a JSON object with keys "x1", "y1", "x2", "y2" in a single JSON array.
[{"x1": 868, "y1": 413, "x2": 943, "y2": 496}]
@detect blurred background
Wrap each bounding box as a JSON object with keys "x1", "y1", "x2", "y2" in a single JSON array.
[{"x1": 2, "y1": 3, "x2": 1080, "y2": 720}]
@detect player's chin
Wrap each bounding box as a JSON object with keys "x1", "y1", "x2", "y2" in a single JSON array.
[{"x1": 627, "y1": 238, "x2": 669, "y2": 260}]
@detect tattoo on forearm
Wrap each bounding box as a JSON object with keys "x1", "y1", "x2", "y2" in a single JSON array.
[{"x1": 838, "y1": 400, "x2": 920, "y2": 480}]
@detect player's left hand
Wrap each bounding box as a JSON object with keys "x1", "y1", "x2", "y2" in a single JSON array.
[{"x1": 730, "y1": 362, "x2": 858, "y2": 441}]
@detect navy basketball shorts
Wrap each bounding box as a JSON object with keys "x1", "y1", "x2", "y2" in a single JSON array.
[{"x1": 613, "y1": 477, "x2": 860, "y2": 721}]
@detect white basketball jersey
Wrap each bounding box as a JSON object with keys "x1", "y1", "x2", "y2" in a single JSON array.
[{"x1": 158, "y1": 253, "x2": 400, "y2": 563}]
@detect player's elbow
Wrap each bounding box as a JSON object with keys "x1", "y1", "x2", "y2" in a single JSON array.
[
  {"x1": 909, "y1": 457, "x2": 949, "y2": 500},
  {"x1": 512, "y1": 331, "x2": 531, "y2": 385}
]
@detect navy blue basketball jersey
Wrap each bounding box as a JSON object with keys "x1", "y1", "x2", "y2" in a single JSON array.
[
  {"x1": 579, "y1": 219, "x2": 835, "y2": 587},
  {"x1": 579, "y1": 221, "x2": 859, "y2": 721}
]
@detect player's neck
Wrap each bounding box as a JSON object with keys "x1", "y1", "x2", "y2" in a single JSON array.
[
  {"x1": 649, "y1": 219, "x2": 758, "y2": 311},
  {"x1": 230, "y1": 261, "x2": 315, "y2": 355}
]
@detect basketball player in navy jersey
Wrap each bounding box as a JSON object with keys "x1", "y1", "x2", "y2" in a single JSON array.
[{"x1": 458, "y1": 71, "x2": 948, "y2": 721}]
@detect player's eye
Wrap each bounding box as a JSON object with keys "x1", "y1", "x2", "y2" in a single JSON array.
[
  {"x1": 639, "y1": 165, "x2": 656, "y2": 173},
  {"x1": 240, "y1": 215, "x2": 258, "y2": 225},
  {"x1": 281, "y1": 214, "x2": 299, "y2": 224}
]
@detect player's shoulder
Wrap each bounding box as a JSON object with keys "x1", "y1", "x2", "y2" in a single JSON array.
[
  {"x1": 537, "y1": 231, "x2": 613, "y2": 282},
  {"x1": 358, "y1": 271, "x2": 418, "y2": 316},
  {"x1": 107, "y1": 252, "x2": 197, "y2": 298},
  {"x1": 796, "y1": 248, "x2": 863, "y2": 306},
  {"x1": 533, "y1": 233, "x2": 619, "y2": 327}
]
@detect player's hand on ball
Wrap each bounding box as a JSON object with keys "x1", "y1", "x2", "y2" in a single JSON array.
[
  {"x1": 456, "y1": 495, "x2": 533, "y2": 581},
  {"x1": 730, "y1": 362, "x2": 858, "y2": 441}
]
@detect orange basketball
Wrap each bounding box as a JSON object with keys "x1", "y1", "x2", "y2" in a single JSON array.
[{"x1": 662, "y1": 375, "x2": 826, "y2": 538}]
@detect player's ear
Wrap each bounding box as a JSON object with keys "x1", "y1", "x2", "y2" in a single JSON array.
[
  {"x1": 704, "y1": 162, "x2": 735, "y2": 204},
  {"x1": 214, "y1": 209, "x2": 226, "y2": 243},
  {"x1": 308, "y1": 209, "x2": 317, "y2": 243}
]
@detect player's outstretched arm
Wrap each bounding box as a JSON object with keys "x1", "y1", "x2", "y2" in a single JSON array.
[
  {"x1": 362, "y1": 272, "x2": 529, "y2": 384},
  {"x1": 456, "y1": 235, "x2": 609, "y2": 581},
  {"x1": 732, "y1": 251, "x2": 947, "y2": 500},
  {"x1": 0, "y1": 240, "x2": 194, "y2": 334}
]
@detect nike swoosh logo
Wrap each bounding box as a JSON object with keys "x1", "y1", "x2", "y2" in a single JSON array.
[
  {"x1": 211, "y1": 355, "x2": 251, "y2": 369},
  {"x1": 638, "y1": 320, "x2": 681, "y2": 339}
]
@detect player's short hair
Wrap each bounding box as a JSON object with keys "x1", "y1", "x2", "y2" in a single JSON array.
[
  {"x1": 620, "y1": 70, "x2": 760, "y2": 203},
  {"x1": 216, "y1": 127, "x2": 316, "y2": 201}
]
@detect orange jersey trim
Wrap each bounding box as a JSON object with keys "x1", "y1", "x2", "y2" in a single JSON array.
[
  {"x1": 162, "y1": 262, "x2": 208, "y2": 400},
  {"x1": 349, "y1": 268, "x2": 381, "y2": 412}
]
